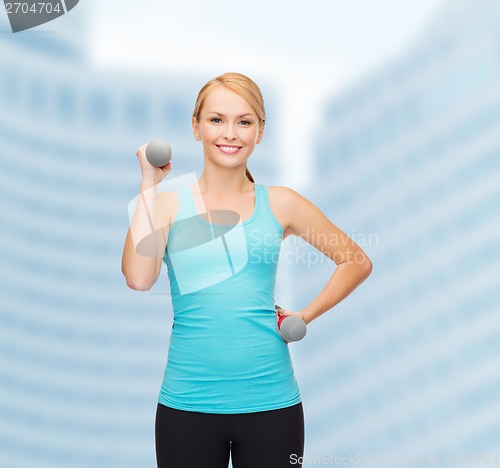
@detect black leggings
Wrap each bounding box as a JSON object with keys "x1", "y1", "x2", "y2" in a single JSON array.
[{"x1": 155, "y1": 402, "x2": 305, "y2": 468}]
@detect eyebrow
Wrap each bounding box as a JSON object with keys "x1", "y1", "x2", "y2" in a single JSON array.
[{"x1": 209, "y1": 112, "x2": 254, "y2": 118}]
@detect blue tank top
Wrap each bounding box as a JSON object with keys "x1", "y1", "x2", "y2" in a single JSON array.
[{"x1": 158, "y1": 183, "x2": 301, "y2": 414}]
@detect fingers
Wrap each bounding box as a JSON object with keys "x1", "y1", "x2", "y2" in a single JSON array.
[
  {"x1": 136, "y1": 143, "x2": 148, "y2": 159},
  {"x1": 275, "y1": 307, "x2": 291, "y2": 344},
  {"x1": 160, "y1": 161, "x2": 173, "y2": 172}
]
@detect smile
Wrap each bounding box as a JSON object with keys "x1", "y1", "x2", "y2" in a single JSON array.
[{"x1": 216, "y1": 145, "x2": 241, "y2": 154}]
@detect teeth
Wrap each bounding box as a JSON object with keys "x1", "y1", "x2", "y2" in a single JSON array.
[{"x1": 219, "y1": 146, "x2": 240, "y2": 153}]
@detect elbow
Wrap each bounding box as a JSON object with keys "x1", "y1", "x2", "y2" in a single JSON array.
[
  {"x1": 348, "y1": 251, "x2": 372, "y2": 280},
  {"x1": 123, "y1": 272, "x2": 153, "y2": 291},
  {"x1": 126, "y1": 278, "x2": 152, "y2": 291},
  {"x1": 128, "y1": 281, "x2": 152, "y2": 291},
  {"x1": 361, "y1": 257, "x2": 373, "y2": 279}
]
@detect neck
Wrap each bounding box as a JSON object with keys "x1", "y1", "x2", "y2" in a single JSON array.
[{"x1": 197, "y1": 163, "x2": 253, "y2": 197}]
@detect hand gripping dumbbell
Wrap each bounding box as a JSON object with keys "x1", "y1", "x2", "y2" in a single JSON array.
[{"x1": 275, "y1": 305, "x2": 307, "y2": 342}]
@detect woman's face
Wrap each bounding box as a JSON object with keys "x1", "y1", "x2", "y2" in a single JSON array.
[{"x1": 192, "y1": 86, "x2": 264, "y2": 170}]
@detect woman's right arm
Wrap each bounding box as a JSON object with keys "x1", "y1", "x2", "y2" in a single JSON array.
[{"x1": 121, "y1": 143, "x2": 173, "y2": 291}]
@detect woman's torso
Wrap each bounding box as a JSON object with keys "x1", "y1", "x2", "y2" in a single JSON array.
[{"x1": 157, "y1": 183, "x2": 301, "y2": 414}]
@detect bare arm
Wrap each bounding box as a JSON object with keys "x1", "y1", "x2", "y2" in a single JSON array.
[
  {"x1": 121, "y1": 144, "x2": 173, "y2": 291},
  {"x1": 280, "y1": 187, "x2": 373, "y2": 325}
]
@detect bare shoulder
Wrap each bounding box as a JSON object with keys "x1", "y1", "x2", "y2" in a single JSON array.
[
  {"x1": 267, "y1": 185, "x2": 297, "y2": 208},
  {"x1": 267, "y1": 185, "x2": 327, "y2": 238},
  {"x1": 267, "y1": 186, "x2": 305, "y2": 239}
]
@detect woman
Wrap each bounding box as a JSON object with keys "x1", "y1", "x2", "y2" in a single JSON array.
[{"x1": 121, "y1": 72, "x2": 372, "y2": 468}]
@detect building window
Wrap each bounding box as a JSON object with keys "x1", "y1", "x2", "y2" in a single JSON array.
[
  {"x1": 125, "y1": 95, "x2": 150, "y2": 130},
  {"x1": 28, "y1": 75, "x2": 46, "y2": 115},
  {"x1": 55, "y1": 84, "x2": 76, "y2": 123},
  {"x1": 87, "y1": 90, "x2": 112, "y2": 127},
  {"x1": 164, "y1": 98, "x2": 188, "y2": 132},
  {"x1": 1, "y1": 68, "x2": 20, "y2": 107}
]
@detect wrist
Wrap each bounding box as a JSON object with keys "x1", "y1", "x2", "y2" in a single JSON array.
[
  {"x1": 140, "y1": 177, "x2": 159, "y2": 192},
  {"x1": 300, "y1": 309, "x2": 312, "y2": 325}
]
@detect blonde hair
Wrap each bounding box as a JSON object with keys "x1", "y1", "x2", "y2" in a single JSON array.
[{"x1": 192, "y1": 72, "x2": 266, "y2": 183}]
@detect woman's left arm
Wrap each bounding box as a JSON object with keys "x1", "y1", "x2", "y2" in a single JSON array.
[{"x1": 280, "y1": 187, "x2": 373, "y2": 325}]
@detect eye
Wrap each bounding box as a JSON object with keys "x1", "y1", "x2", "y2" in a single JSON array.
[
  {"x1": 240, "y1": 120, "x2": 252, "y2": 126},
  {"x1": 211, "y1": 117, "x2": 222, "y2": 123}
]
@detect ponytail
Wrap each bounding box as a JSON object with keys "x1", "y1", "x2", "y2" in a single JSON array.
[{"x1": 245, "y1": 167, "x2": 254, "y2": 183}]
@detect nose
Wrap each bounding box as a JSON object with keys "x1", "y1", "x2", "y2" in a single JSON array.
[{"x1": 223, "y1": 123, "x2": 237, "y2": 140}]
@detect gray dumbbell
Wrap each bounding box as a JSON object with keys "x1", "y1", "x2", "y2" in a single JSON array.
[
  {"x1": 146, "y1": 139, "x2": 172, "y2": 167},
  {"x1": 275, "y1": 305, "x2": 307, "y2": 342}
]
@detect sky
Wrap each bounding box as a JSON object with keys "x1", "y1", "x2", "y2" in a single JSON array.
[{"x1": 88, "y1": 0, "x2": 445, "y2": 187}]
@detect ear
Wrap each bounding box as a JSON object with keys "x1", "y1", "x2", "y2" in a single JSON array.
[
  {"x1": 256, "y1": 121, "x2": 265, "y2": 145},
  {"x1": 192, "y1": 116, "x2": 201, "y2": 141}
]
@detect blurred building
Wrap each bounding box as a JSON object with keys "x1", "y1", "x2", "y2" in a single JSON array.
[
  {"x1": 290, "y1": 0, "x2": 500, "y2": 461},
  {"x1": 0, "y1": 8, "x2": 281, "y2": 468}
]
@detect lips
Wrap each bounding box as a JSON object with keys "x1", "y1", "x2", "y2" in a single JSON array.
[{"x1": 216, "y1": 145, "x2": 241, "y2": 154}]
